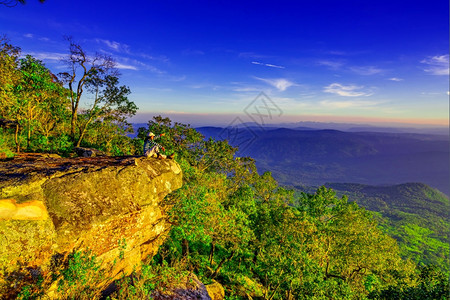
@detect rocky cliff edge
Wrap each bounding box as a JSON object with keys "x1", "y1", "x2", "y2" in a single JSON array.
[{"x1": 0, "y1": 154, "x2": 182, "y2": 291}]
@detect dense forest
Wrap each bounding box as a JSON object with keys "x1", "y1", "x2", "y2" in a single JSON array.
[
  {"x1": 298, "y1": 183, "x2": 449, "y2": 274},
  {"x1": 0, "y1": 38, "x2": 448, "y2": 299}
]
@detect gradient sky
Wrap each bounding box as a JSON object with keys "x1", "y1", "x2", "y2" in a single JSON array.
[{"x1": 1, "y1": 0, "x2": 448, "y2": 126}]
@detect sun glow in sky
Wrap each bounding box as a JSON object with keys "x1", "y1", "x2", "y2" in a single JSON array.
[{"x1": 1, "y1": 0, "x2": 448, "y2": 127}]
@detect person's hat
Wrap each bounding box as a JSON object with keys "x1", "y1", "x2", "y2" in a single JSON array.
[{"x1": 148, "y1": 132, "x2": 156, "y2": 137}]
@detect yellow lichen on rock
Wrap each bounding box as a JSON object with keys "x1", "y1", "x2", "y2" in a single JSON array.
[
  {"x1": 0, "y1": 199, "x2": 16, "y2": 219},
  {"x1": 0, "y1": 199, "x2": 48, "y2": 220},
  {"x1": 206, "y1": 280, "x2": 225, "y2": 300}
]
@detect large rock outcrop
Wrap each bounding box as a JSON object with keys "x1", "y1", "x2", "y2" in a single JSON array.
[{"x1": 0, "y1": 154, "x2": 182, "y2": 292}]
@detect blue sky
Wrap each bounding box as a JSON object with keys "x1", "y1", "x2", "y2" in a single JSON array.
[{"x1": 1, "y1": 0, "x2": 448, "y2": 126}]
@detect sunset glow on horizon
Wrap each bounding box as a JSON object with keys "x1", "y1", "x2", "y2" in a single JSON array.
[{"x1": 1, "y1": 0, "x2": 448, "y2": 127}]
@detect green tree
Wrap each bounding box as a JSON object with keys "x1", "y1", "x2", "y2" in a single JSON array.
[
  {"x1": 0, "y1": 36, "x2": 21, "y2": 152},
  {"x1": 0, "y1": 36, "x2": 21, "y2": 115},
  {"x1": 59, "y1": 37, "x2": 118, "y2": 144},
  {"x1": 75, "y1": 74, "x2": 136, "y2": 147},
  {"x1": 296, "y1": 187, "x2": 416, "y2": 297},
  {"x1": 14, "y1": 55, "x2": 68, "y2": 150}
]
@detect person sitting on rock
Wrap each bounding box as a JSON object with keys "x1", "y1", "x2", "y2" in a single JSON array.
[{"x1": 143, "y1": 132, "x2": 174, "y2": 159}]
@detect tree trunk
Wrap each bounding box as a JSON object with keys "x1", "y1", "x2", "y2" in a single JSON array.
[
  {"x1": 26, "y1": 120, "x2": 31, "y2": 150},
  {"x1": 267, "y1": 283, "x2": 281, "y2": 300},
  {"x1": 70, "y1": 112, "x2": 77, "y2": 142},
  {"x1": 15, "y1": 124, "x2": 19, "y2": 153},
  {"x1": 182, "y1": 238, "x2": 189, "y2": 258},
  {"x1": 76, "y1": 125, "x2": 85, "y2": 147},
  {"x1": 209, "y1": 243, "x2": 215, "y2": 266},
  {"x1": 75, "y1": 114, "x2": 96, "y2": 147},
  {"x1": 211, "y1": 250, "x2": 235, "y2": 279},
  {"x1": 26, "y1": 104, "x2": 31, "y2": 150}
]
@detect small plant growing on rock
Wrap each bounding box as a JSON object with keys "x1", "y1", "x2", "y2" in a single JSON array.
[{"x1": 55, "y1": 250, "x2": 103, "y2": 299}]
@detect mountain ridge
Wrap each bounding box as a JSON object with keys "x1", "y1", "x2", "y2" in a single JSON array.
[{"x1": 196, "y1": 127, "x2": 450, "y2": 195}]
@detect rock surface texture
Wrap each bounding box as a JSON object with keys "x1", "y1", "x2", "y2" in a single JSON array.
[
  {"x1": 0, "y1": 154, "x2": 182, "y2": 290},
  {"x1": 151, "y1": 273, "x2": 212, "y2": 300}
]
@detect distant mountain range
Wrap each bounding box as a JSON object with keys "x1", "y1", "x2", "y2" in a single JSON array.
[
  {"x1": 207, "y1": 121, "x2": 450, "y2": 135},
  {"x1": 196, "y1": 126, "x2": 450, "y2": 196},
  {"x1": 132, "y1": 121, "x2": 449, "y2": 137}
]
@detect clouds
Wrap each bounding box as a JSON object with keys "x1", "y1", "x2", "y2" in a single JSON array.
[
  {"x1": 93, "y1": 38, "x2": 170, "y2": 74},
  {"x1": 27, "y1": 51, "x2": 65, "y2": 61},
  {"x1": 232, "y1": 86, "x2": 262, "y2": 93},
  {"x1": 318, "y1": 59, "x2": 385, "y2": 76},
  {"x1": 238, "y1": 52, "x2": 271, "y2": 59},
  {"x1": 421, "y1": 55, "x2": 449, "y2": 75},
  {"x1": 319, "y1": 99, "x2": 382, "y2": 109},
  {"x1": 254, "y1": 77, "x2": 297, "y2": 91},
  {"x1": 348, "y1": 66, "x2": 383, "y2": 75},
  {"x1": 251, "y1": 61, "x2": 285, "y2": 69},
  {"x1": 317, "y1": 60, "x2": 344, "y2": 70},
  {"x1": 95, "y1": 39, "x2": 130, "y2": 53},
  {"x1": 388, "y1": 77, "x2": 403, "y2": 82},
  {"x1": 324, "y1": 83, "x2": 373, "y2": 97},
  {"x1": 23, "y1": 33, "x2": 51, "y2": 42},
  {"x1": 115, "y1": 63, "x2": 138, "y2": 70}
]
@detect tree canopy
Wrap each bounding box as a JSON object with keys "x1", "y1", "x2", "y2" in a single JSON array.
[{"x1": 0, "y1": 37, "x2": 137, "y2": 155}]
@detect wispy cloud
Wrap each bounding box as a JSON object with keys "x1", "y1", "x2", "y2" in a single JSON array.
[
  {"x1": 388, "y1": 77, "x2": 403, "y2": 81},
  {"x1": 168, "y1": 75, "x2": 186, "y2": 82},
  {"x1": 317, "y1": 60, "x2": 344, "y2": 70},
  {"x1": 349, "y1": 66, "x2": 383, "y2": 75},
  {"x1": 318, "y1": 59, "x2": 383, "y2": 75},
  {"x1": 251, "y1": 61, "x2": 285, "y2": 69},
  {"x1": 23, "y1": 33, "x2": 50, "y2": 42},
  {"x1": 95, "y1": 39, "x2": 130, "y2": 53},
  {"x1": 421, "y1": 55, "x2": 449, "y2": 75},
  {"x1": 319, "y1": 99, "x2": 382, "y2": 109},
  {"x1": 186, "y1": 83, "x2": 222, "y2": 90},
  {"x1": 232, "y1": 86, "x2": 262, "y2": 92},
  {"x1": 135, "y1": 53, "x2": 170, "y2": 63},
  {"x1": 239, "y1": 52, "x2": 271, "y2": 59},
  {"x1": 115, "y1": 63, "x2": 138, "y2": 70},
  {"x1": 420, "y1": 91, "x2": 445, "y2": 96},
  {"x1": 119, "y1": 57, "x2": 165, "y2": 74},
  {"x1": 324, "y1": 83, "x2": 373, "y2": 97},
  {"x1": 27, "y1": 52, "x2": 65, "y2": 61},
  {"x1": 254, "y1": 77, "x2": 297, "y2": 91},
  {"x1": 98, "y1": 55, "x2": 164, "y2": 73}
]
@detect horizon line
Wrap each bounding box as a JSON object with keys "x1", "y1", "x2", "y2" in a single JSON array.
[{"x1": 131, "y1": 112, "x2": 449, "y2": 128}]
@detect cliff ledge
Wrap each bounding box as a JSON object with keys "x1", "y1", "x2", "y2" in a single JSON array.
[{"x1": 0, "y1": 154, "x2": 182, "y2": 292}]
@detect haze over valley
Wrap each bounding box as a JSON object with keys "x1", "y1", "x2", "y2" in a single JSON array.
[{"x1": 196, "y1": 125, "x2": 450, "y2": 195}]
